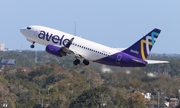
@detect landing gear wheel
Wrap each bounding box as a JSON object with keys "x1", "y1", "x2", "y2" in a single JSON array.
[
  {"x1": 30, "y1": 42, "x2": 35, "y2": 48},
  {"x1": 30, "y1": 44, "x2": 35, "y2": 48},
  {"x1": 83, "y1": 59, "x2": 89, "y2": 66},
  {"x1": 73, "y1": 59, "x2": 80, "y2": 65}
]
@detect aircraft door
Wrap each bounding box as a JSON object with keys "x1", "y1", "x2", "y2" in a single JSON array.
[{"x1": 116, "y1": 54, "x2": 122, "y2": 64}]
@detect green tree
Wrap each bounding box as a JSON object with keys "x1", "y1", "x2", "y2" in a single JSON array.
[
  {"x1": 113, "y1": 93, "x2": 128, "y2": 108},
  {"x1": 69, "y1": 86, "x2": 110, "y2": 108},
  {"x1": 129, "y1": 92, "x2": 146, "y2": 108}
]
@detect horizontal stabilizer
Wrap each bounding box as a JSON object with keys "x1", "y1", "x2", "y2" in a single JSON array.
[
  {"x1": 131, "y1": 59, "x2": 147, "y2": 65},
  {"x1": 146, "y1": 60, "x2": 169, "y2": 64}
]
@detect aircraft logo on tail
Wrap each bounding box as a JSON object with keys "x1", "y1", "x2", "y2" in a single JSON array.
[
  {"x1": 141, "y1": 30, "x2": 159, "y2": 60},
  {"x1": 123, "y1": 28, "x2": 161, "y2": 60}
]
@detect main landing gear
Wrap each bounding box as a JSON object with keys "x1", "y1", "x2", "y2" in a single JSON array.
[
  {"x1": 73, "y1": 59, "x2": 80, "y2": 65},
  {"x1": 83, "y1": 59, "x2": 89, "y2": 66},
  {"x1": 73, "y1": 59, "x2": 90, "y2": 66},
  {"x1": 30, "y1": 42, "x2": 35, "y2": 48}
]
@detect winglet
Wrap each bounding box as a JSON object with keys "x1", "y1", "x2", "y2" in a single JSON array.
[
  {"x1": 65, "y1": 37, "x2": 74, "y2": 48},
  {"x1": 122, "y1": 28, "x2": 161, "y2": 60}
]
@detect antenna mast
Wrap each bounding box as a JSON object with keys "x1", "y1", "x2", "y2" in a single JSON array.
[{"x1": 74, "y1": 22, "x2": 76, "y2": 36}]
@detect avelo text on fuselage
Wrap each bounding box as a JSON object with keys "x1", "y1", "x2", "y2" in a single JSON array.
[{"x1": 38, "y1": 30, "x2": 70, "y2": 46}]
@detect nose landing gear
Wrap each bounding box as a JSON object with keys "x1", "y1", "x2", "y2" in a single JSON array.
[{"x1": 30, "y1": 42, "x2": 35, "y2": 48}]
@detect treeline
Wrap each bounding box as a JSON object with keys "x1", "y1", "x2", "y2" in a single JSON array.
[
  {"x1": 1, "y1": 51, "x2": 180, "y2": 76},
  {"x1": 0, "y1": 64, "x2": 147, "y2": 107},
  {"x1": 1, "y1": 63, "x2": 180, "y2": 107},
  {"x1": 0, "y1": 51, "x2": 180, "y2": 107}
]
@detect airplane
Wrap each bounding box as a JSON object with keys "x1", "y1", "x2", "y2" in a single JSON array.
[{"x1": 20, "y1": 25, "x2": 169, "y2": 67}]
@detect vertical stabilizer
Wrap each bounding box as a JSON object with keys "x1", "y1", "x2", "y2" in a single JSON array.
[{"x1": 122, "y1": 28, "x2": 161, "y2": 60}]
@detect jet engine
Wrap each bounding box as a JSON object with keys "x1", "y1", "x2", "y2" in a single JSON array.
[{"x1": 46, "y1": 44, "x2": 66, "y2": 57}]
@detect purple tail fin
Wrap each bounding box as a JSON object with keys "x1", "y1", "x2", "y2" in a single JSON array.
[{"x1": 122, "y1": 28, "x2": 161, "y2": 60}]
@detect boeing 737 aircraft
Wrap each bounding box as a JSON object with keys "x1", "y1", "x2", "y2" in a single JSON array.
[{"x1": 20, "y1": 25, "x2": 169, "y2": 67}]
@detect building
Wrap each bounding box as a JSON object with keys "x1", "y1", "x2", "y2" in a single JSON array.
[
  {"x1": 0, "y1": 43, "x2": 5, "y2": 51},
  {"x1": 142, "y1": 92, "x2": 152, "y2": 101},
  {"x1": 169, "y1": 98, "x2": 178, "y2": 108},
  {"x1": 1, "y1": 59, "x2": 15, "y2": 65}
]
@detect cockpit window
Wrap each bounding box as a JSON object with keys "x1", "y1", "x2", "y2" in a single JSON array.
[{"x1": 27, "y1": 27, "x2": 31, "y2": 30}]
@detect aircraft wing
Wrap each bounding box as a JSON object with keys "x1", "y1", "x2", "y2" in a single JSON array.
[
  {"x1": 70, "y1": 49, "x2": 86, "y2": 59},
  {"x1": 60, "y1": 37, "x2": 75, "y2": 54},
  {"x1": 61, "y1": 47, "x2": 74, "y2": 54},
  {"x1": 61, "y1": 37, "x2": 86, "y2": 59},
  {"x1": 145, "y1": 60, "x2": 169, "y2": 64}
]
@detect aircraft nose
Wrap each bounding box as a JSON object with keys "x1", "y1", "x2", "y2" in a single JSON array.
[
  {"x1": 20, "y1": 27, "x2": 32, "y2": 35},
  {"x1": 20, "y1": 28, "x2": 26, "y2": 34}
]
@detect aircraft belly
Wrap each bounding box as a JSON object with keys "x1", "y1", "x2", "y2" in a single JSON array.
[
  {"x1": 70, "y1": 46, "x2": 105, "y2": 61},
  {"x1": 86, "y1": 53, "x2": 104, "y2": 61}
]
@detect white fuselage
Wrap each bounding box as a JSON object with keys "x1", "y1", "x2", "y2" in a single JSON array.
[
  {"x1": 21, "y1": 25, "x2": 120, "y2": 61},
  {"x1": 20, "y1": 26, "x2": 169, "y2": 67}
]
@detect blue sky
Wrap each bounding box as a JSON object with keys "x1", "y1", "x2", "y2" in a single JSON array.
[{"x1": 0, "y1": 1, "x2": 179, "y2": 53}]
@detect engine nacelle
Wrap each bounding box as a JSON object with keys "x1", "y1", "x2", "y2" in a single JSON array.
[{"x1": 46, "y1": 44, "x2": 66, "y2": 57}]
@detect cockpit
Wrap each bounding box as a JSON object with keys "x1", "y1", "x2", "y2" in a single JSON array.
[
  {"x1": 20, "y1": 26, "x2": 35, "y2": 39},
  {"x1": 27, "y1": 27, "x2": 31, "y2": 30}
]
